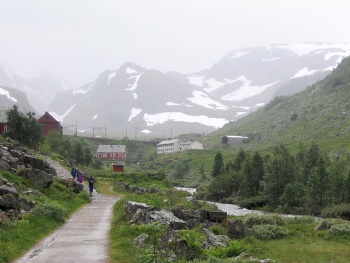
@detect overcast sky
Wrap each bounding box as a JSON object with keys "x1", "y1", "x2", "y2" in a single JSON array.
[{"x1": 1, "y1": 0, "x2": 350, "y2": 89}]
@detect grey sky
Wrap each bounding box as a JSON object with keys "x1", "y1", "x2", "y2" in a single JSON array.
[{"x1": 1, "y1": 0, "x2": 350, "y2": 88}]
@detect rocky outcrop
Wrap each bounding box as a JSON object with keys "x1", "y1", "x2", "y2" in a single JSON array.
[
  {"x1": 0, "y1": 179, "x2": 35, "y2": 221},
  {"x1": 19, "y1": 168, "x2": 54, "y2": 188},
  {"x1": 118, "y1": 182, "x2": 162, "y2": 194}
]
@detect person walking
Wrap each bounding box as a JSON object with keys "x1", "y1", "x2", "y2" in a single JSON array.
[
  {"x1": 88, "y1": 175, "x2": 96, "y2": 196},
  {"x1": 71, "y1": 168, "x2": 77, "y2": 179},
  {"x1": 77, "y1": 172, "x2": 84, "y2": 183}
]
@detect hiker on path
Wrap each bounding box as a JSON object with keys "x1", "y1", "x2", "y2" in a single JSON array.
[
  {"x1": 71, "y1": 167, "x2": 77, "y2": 179},
  {"x1": 88, "y1": 175, "x2": 95, "y2": 196},
  {"x1": 77, "y1": 172, "x2": 84, "y2": 183}
]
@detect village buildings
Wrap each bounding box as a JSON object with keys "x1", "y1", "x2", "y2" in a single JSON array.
[
  {"x1": 96, "y1": 144, "x2": 127, "y2": 160},
  {"x1": 156, "y1": 139, "x2": 203, "y2": 154}
]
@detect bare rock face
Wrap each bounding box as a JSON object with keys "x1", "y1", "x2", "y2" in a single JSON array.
[{"x1": 19, "y1": 168, "x2": 54, "y2": 188}]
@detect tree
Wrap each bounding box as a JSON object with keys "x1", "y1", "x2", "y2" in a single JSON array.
[
  {"x1": 5, "y1": 105, "x2": 43, "y2": 149},
  {"x1": 46, "y1": 129, "x2": 62, "y2": 151},
  {"x1": 212, "y1": 152, "x2": 224, "y2": 177}
]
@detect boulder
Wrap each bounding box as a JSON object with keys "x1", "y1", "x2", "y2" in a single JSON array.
[
  {"x1": 149, "y1": 210, "x2": 187, "y2": 230},
  {"x1": 314, "y1": 221, "x2": 332, "y2": 231},
  {"x1": 19, "y1": 197, "x2": 35, "y2": 211},
  {"x1": 227, "y1": 219, "x2": 246, "y2": 239},
  {"x1": 201, "y1": 228, "x2": 231, "y2": 249},
  {"x1": 208, "y1": 211, "x2": 227, "y2": 224},
  {"x1": 0, "y1": 184, "x2": 19, "y2": 198},
  {"x1": 0, "y1": 194, "x2": 20, "y2": 210},
  {"x1": 23, "y1": 188, "x2": 42, "y2": 197},
  {"x1": 20, "y1": 168, "x2": 54, "y2": 188}
]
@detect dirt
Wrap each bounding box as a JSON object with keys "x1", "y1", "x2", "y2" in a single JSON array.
[{"x1": 14, "y1": 158, "x2": 120, "y2": 263}]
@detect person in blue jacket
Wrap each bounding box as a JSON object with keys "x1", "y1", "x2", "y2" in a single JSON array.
[{"x1": 88, "y1": 175, "x2": 96, "y2": 196}]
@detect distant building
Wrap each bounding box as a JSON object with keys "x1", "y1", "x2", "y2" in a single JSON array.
[
  {"x1": 37, "y1": 111, "x2": 63, "y2": 136},
  {"x1": 96, "y1": 145, "x2": 127, "y2": 160},
  {"x1": 112, "y1": 163, "x2": 125, "y2": 172},
  {"x1": 0, "y1": 111, "x2": 8, "y2": 135},
  {"x1": 180, "y1": 141, "x2": 203, "y2": 151},
  {"x1": 157, "y1": 139, "x2": 181, "y2": 154},
  {"x1": 222, "y1": 135, "x2": 249, "y2": 144}
]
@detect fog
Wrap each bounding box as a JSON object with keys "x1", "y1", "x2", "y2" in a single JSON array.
[{"x1": 1, "y1": 0, "x2": 350, "y2": 88}]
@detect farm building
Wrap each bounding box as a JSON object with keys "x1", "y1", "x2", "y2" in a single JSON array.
[
  {"x1": 222, "y1": 135, "x2": 249, "y2": 144},
  {"x1": 96, "y1": 145, "x2": 127, "y2": 160},
  {"x1": 0, "y1": 111, "x2": 8, "y2": 135},
  {"x1": 37, "y1": 111, "x2": 63, "y2": 135},
  {"x1": 180, "y1": 141, "x2": 203, "y2": 151},
  {"x1": 112, "y1": 163, "x2": 125, "y2": 172},
  {"x1": 157, "y1": 139, "x2": 181, "y2": 154}
]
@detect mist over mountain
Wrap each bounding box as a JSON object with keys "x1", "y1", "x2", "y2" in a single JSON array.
[
  {"x1": 47, "y1": 43, "x2": 350, "y2": 138},
  {"x1": 0, "y1": 66, "x2": 68, "y2": 114},
  {"x1": 0, "y1": 84, "x2": 35, "y2": 113}
]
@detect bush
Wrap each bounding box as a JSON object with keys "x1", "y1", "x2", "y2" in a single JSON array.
[
  {"x1": 179, "y1": 226, "x2": 206, "y2": 259},
  {"x1": 237, "y1": 195, "x2": 268, "y2": 209},
  {"x1": 243, "y1": 214, "x2": 284, "y2": 228},
  {"x1": 329, "y1": 224, "x2": 350, "y2": 236},
  {"x1": 252, "y1": 224, "x2": 289, "y2": 240},
  {"x1": 206, "y1": 240, "x2": 245, "y2": 258},
  {"x1": 209, "y1": 224, "x2": 227, "y2": 236},
  {"x1": 321, "y1": 203, "x2": 350, "y2": 220},
  {"x1": 32, "y1": 201, "x2": 69, "y2": 222}
]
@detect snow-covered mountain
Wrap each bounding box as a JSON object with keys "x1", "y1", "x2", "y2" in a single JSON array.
[
  {"x1": 0, "y1": 84, "x2": 35, "y2": 113},
  {"x1": 0, "y1": 66, "x2": 68, "y2": 114},
  {"x1": 48, "y1": 43, "x2": 350, "y2": 138}
]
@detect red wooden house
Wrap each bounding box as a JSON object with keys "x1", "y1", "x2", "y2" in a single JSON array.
[
  {"x1": 96, "y1": 145, "x2": 127, "y2": 160},
  {"x1": 37, "y1": 112, "x2": 62, "y2": 136},
  {"x1": 0, "y1": 111, "x2": 8, "y2": 135}
]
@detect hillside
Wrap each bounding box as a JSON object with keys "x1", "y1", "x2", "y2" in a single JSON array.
[{"x1": 208, "y1": 55, "x2": 350, "y2": 155}]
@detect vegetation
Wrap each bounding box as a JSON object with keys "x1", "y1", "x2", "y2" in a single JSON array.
[
  {"x1": 0, "y1": 171, "x2": 90, "y2": 262},
  {"x1": 4, "y1": 105, "x2": 43, "y2": 149}
]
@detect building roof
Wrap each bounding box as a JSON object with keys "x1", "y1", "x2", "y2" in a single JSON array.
[
  {"x1": 38, "y1": 111, "x2": 60, "y2": 123},
  {"x1": 97, "y1": 145, "x2": 126, "y2": 153},
  {"x1": 224, "y1": 135, "x2": 249, "y2": 139},
  {"x1": 157, "y1": 139, "x2": 180, "y2": 146}
]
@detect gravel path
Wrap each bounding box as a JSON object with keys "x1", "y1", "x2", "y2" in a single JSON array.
[{"x1": 14, "y1": 158, "x2": 120, "y2": 263}]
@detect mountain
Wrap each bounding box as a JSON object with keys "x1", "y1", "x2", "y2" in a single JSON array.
[
  {"x1": 209, "y1": 55, "x2": 350, "y2": 154},
  {"x1": 0, "y1": 84, "x2": 35, "y2": 113},
  {"x1": 0, "y1": 66, "x2": 68, "y2": 114},
  {"x1": 48, "y1": 42, "x2": 350, "y2": 138}
]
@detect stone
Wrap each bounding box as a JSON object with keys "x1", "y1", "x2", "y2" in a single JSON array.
[
  {"x1": 0, "y1": 184, "x2": 19, "y2": 198},
  {"x1": 201, "y1": 228, "x2": 231, "y2": 249},
  {"x1": 20, "y1": 168, "x2": 54, "y2": 188},
  {"x1": 227, "y1": 219, "x2": 246, "y2": 239},
  {"x1": 314, "y1": 221, "x2": 332, "y2": 231},
  {"x1": 134, "y1": 233, "x2": 149, "y2": 248}
]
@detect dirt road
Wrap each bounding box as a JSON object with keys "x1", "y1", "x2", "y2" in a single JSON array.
[{"x1": 14, "y1": 158, "x2": 120, "y2": 263}]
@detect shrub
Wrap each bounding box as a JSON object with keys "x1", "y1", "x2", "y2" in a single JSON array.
[
  {"x1": 209, "y1": 224, "x2": 227, "y2": 236},
  {"x1": 329, "y1": 224, "x2": 350, "y2": 236},
  {"x1": 32, "y1": 201, "x2": 68, "y2": 222},
  {"x1": 179, "y1": 226, "x2": 206, "y2": 259},
  {"x1": 321, "y1": 203, "x2": 350, "y2": 220},
  {"x1": 206, "y1": 240, "x2": 245, "y2": 258},
  {"x1": 252, "y1": 224, "x2": 288, "y2": 240},
  {"x1": 237, "y1": 195, "x2": 268, "y2": 209},
  {"x1": 243, "y1": 214, "x2": 284, "y2": 228}
]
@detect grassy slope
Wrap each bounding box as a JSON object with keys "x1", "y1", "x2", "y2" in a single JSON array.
[{"x1": 206, "y1": 57, "x2": 350, "y2": 155}]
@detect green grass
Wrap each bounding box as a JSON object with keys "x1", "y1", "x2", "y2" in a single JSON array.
[{"x1": 0, "y1": 171, "x2": 90, "y2": 263}]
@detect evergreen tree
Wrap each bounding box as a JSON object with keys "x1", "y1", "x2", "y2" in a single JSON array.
[
  {"x1": 212, "y1": 152, "x2": 224, "y2": 177},
  {"x1": 5, "y1": 105, "x2": 43, "y2": 149},
  {"x1": 234, "y1": 148, "x2": 246, "y2": 170},
  {"x1": 251, "y1": 151, "x2": 264, "y2": 195}
]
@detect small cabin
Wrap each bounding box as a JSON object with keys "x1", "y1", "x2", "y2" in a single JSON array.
[
  {"x1": 112, "y1": 163, "x2": 125, "y2": 172},
  {"x1": 37, "y1": 111, "x2": 63, "y2": 135}
]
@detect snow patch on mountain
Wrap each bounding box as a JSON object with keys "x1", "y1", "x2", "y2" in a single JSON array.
[
  {"x1": 128, "y1": 107, "x2": 142, "y2": 121},
  {"x1": 107, "y1": 72, "x2": 116, "y2": 85},
  {"x1": 263, "y1": 57, "x2": 281, "y2": 61},
  {"x1": 0, "y1": 87, "x2": 17, "y2": 102},
  {"x1": 143, "y1": 112, "x2": 229, "y2": 128},
  {"x1": 73, "y1": 82, "x2": 95, "y2": 95},
  {"x1": 187, "y1": 90, "x2": 229, "y2": 110},
  {"x1": 222, "y1": 77, "x2": 279, "y2": 101},
  {"x1": 93, "y1": 115, "x2": 98, "y2": 120},
  {"x1": 188, "y1": 75, "x2": 204, "y2": 87},
  {"x1": 49, "y1": 104, "x2": 76, "y2": 122},
  {"x1": 228, "y1": 51, "x2": 250, "y2": 60},
  {"x1": 291, "y1": 67, "x2": 318, "y2": 79},
  {"x1": 126, "y1": 72, "x2": 143, "y2": 92},
  {"x1": 167, "y1": 102, "x2": 181, "y2": 106},
  {"x1": 141, "y1": 129, "x2": 152, "y2": 134},
  {"x1": 126, "y1": 67, "x2": 138, "y2": 74}
]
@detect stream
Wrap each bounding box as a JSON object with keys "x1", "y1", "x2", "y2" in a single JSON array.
[{"x1": 175, "y1": 187, "x2": 299, "y2": 218}]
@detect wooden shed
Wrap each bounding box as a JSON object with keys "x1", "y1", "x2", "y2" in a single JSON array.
[
  {"x1": 112, "y1": 163, "x2": 125, "y2": 173},
  {"x1": 37, "y1": 111, "x2": 62, "y2": 135}
]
